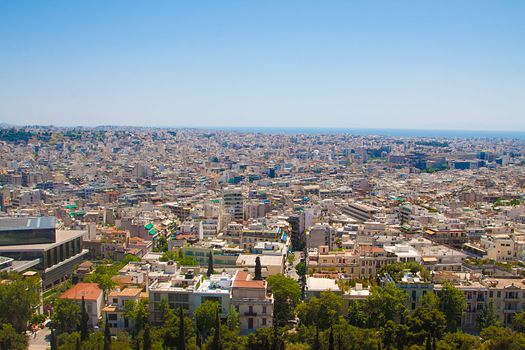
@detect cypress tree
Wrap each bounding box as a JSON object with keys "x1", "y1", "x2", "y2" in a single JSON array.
[
  {"x1": 210, "y1": 305, "x2": 222, "y2": 350},
  {"x1": 254, "y1": 256, "x2": 262, "y2": 280},
  {"x1": 425, "y1": 335, "x2": 431, "y2": 350},
  {"x1": 207, "y1": 252, "x2": 214, "y2": 277},
  {"x1": 314, "y1": 326, "x2": 320, "y2": 350},
  {"x1": 143, "y1": 324, "x2": 152, "y2": 350},
  {"x1": 104, "y1": 314, "x2": 111, "y2": 350},
  {"x1": 178, "y1": 307, "x2": 186, "y2": 350},
  {"x1": 50, "y1": 328, "x2": 58, "y2": 350},
  {"x1": 196, "y1": 330, "x2": 202, "y2": 349},
  {"x1": 80, "y1": 296, "x2": 89, "y2": 341},
  {"x1": 328, "y1": 325, "x2": 334, "y2": 350},
  {"x1": 272, "y1": 323, "x2": 279, "y2": 350}
]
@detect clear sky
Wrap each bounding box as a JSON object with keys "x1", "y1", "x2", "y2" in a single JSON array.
[{"x1": 0, "y1": 0, "x2": 524, "y2": 130}]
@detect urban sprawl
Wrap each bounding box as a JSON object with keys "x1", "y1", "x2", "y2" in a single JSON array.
[{"x1": 1, "y1": 126, "x2": 525, "y2": 349}]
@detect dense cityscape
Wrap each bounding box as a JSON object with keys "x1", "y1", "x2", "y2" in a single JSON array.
[{"x1": 1, "y1": 126, "x2": 525, "y2": 349}]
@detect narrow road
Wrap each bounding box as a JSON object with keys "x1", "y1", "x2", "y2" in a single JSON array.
[{"x1": 28, "y1": 327, "x2": 50, "y2": 350}]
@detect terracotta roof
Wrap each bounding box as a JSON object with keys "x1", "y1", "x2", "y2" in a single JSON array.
[
  {"x1": 102, "y1": 305, "x2": 117, "y2": 312},
  {"x1": 59, "y1": 283, "x2": 102, "y2": 301},
  {"x1": 112, "y1": 275, "x2": 134, "y2": 285},
  {"x1": 232, "y1": 270, "x2": 265, "y2": 289},
  {"x1": 108, "y1": 288, "x2": 142, "y2": 298}
]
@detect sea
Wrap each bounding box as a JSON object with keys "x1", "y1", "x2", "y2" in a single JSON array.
[{"x1": 193, "y1": 127, "x2": 525, "y2": 140}]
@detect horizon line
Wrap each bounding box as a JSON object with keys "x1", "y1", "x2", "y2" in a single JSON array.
[{"x1": 1, "y1": 122, "x2": 524, "y2": 134}]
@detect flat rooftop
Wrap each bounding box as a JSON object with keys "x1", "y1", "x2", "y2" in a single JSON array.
[
  {"x1": 0, "y1": 230, "x2": 85, "y2": 252},
  {"x1": 306, "y1": 277, "x2": 341, "y2": 292},
  {"x1": 0, "y1": 216, "x2": 56, "y2": 231}
]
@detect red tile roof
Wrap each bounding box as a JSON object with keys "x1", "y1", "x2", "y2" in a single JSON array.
[
  {"x1": 59, "y1": 282, "x2": 102, "y2": 301},
  {"x1": 232, "y1": 270, "x2": 265, "y2": 289}
]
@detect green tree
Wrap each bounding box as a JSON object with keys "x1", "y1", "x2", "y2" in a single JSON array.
[
  {"x1": 52, "y1": 299, "x2": 81, "y2": 333},
  {"x1": 195, "y1": 301, "x2": 218, "y2": 341},
  {"x1": 254, "y1": 257, "x2": 262, "y2": 281},
  {"x1": 104, "y1": 314, "x2": 111, "y2": 350},
  {"x1": 379, "y1": 262, "x2": 430, "y2": 282},
  {"x1": 124, "y1": 299, "x2": 150, "y2": 336},
  {"x1": 247, "y1": 327, "x2": 273, "y2": 350},
  {"x1": 267, "y1": 275, "x2": 301, "y2": 326},
  {"x1": 381, "y1": 320, "x2": 400, "y2": 350},
  {"x1": 295, "y1": 262, "x2": 307, "y2": 278},
  {"x1": 364, "y1": 283, "x2": 408, "y2": 328},
  {"x1": 512, "y1": 311, "x2": 525, "y2": 333},
  {"x1": 480, "y1": 325, "x2": 525, "y2": 349},
  {"x1": 0, "y1": 274, "x2": 41, "y2": 332},
  {"x1": 122, "y1": 254, "x2": 142, "y2": 264},
  {"x1": 210, "y1": 305, "x2": 222, "y2": 350},
  {"x1": 438, "y1": 283, "x2": 466, "y2": 332},
  {"x1": 178, "y1": 307, "x2": 186, "y2": 350},
  {"x1": 50, "y1": 328, "x2": 58, "y2": 350},
  {"x1": 81, "y1": 332, "x2": 104, "y2": 350},
  {"x1": 439, "y1": 332, "x2": 480, "y2": 350},
  {"x1": 56, "y1": 331, "x2": 81, "y2": 350},
  {"x1": 328, "y1": 326, "x2": 334, "y2": 350},
  {"x1": 285, "y1": 343, "x2": 310, "y2": 350},
  {"x1": 207, "y1": 252, "x2": 214, "y2": 277},
  {"x1": 156, "y1": 300, "x2": 177, "y2": 348},
  {"x1": 143, "y1": 324, "x2": 152, "y2": 350},
  {"x1": 80, "y1": 296, "x2": 89, "y2": 341},
  {"x1": 477, "y1": 300, "x2": 499, "y2": 330},
  {"x1": 408, "y1": 293, "x2": 446, "y2": 348},
  {"x1": 86, "y1": 273, "x2": 116, "y2": 301},
  {"x1": 226, "y1": 305, "x2": 239, "y2": 332},
  {"x1": 346, "y1": 300, "x2": 367, "y2": 327},
  {"x1": 313, "y1": 326, "x2": 320, "y2": 350},
  {"x1": 296, "y1": 291, "x2": 342, "y2": 330},
  {"x1": 0, "y1": 323, "x2": 28, "y2": 350},
  {"x1": 271, "y1": 323, "x2": 281, "y2": 350}
]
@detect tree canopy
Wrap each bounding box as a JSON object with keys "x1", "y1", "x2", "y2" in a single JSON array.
[{"x1": 267, "y1": 275, "x2": 301, "y2": 326}]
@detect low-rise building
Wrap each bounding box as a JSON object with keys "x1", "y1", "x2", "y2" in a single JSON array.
[
  {"x1": 59, "y1": 282, "x2": 104, "y2": 327},
  {"x1": 103, "y1": 287, "x2": 144, "y2": 335},
  {"x1": 306, "y1": 277, "x2": 341, "y2": 299},
  {"x1": 231, "y1": 270, "x2": 273, "y2": 334}
]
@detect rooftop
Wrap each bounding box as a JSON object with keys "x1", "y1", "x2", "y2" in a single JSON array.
[
  {"x1": 108, "y1": 287, "x2": 143, "y2": 298},
  {"x1": 60, "y1": 282, "x2": 102, "y2": 301},
  {"x1": 0, "y1": 216, "x2": 56, "y2": 231},
  {"x1": 306, "y1": 277, "x2": 341, "y2": 292},
  {"x1": 0, "y1": 230, "x2": 85, "y2": 252},
  {"x1": 232, "y1": 270, "x2": 265, "y2": 289}
]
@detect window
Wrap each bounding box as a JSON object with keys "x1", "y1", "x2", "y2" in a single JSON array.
[
  {"x1": 262, "y1": 306, "x2": 267, "y2": 314},
  {"x1": 248, "y1": 318, "x2": 254, "y2": 329},
  {"x1": 262, "y1": 318, "x2": 267, "y2": 326},
  {"x1": 249, "y1": 306, "x2": 253, "y2": 314},
  {"x1": 153, "y1": 293, "x2": 160, "y2": 302},
  {"x1": 112, "y1": 298, "x2": 118, "y2": 304}
]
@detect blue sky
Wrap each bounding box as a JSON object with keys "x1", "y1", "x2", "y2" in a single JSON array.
[{"x1": 0, "y1": 0, "x2": 524, "y2": 130}]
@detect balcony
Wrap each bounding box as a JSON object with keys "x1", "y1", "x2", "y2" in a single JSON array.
[{"x1": 244, "y1": 311, "x2": 257, "y2": 316}]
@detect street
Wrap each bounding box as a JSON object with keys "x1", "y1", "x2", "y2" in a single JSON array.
[{"x1": 28, "y1": 327, "x2": 50, "y2": 350}]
